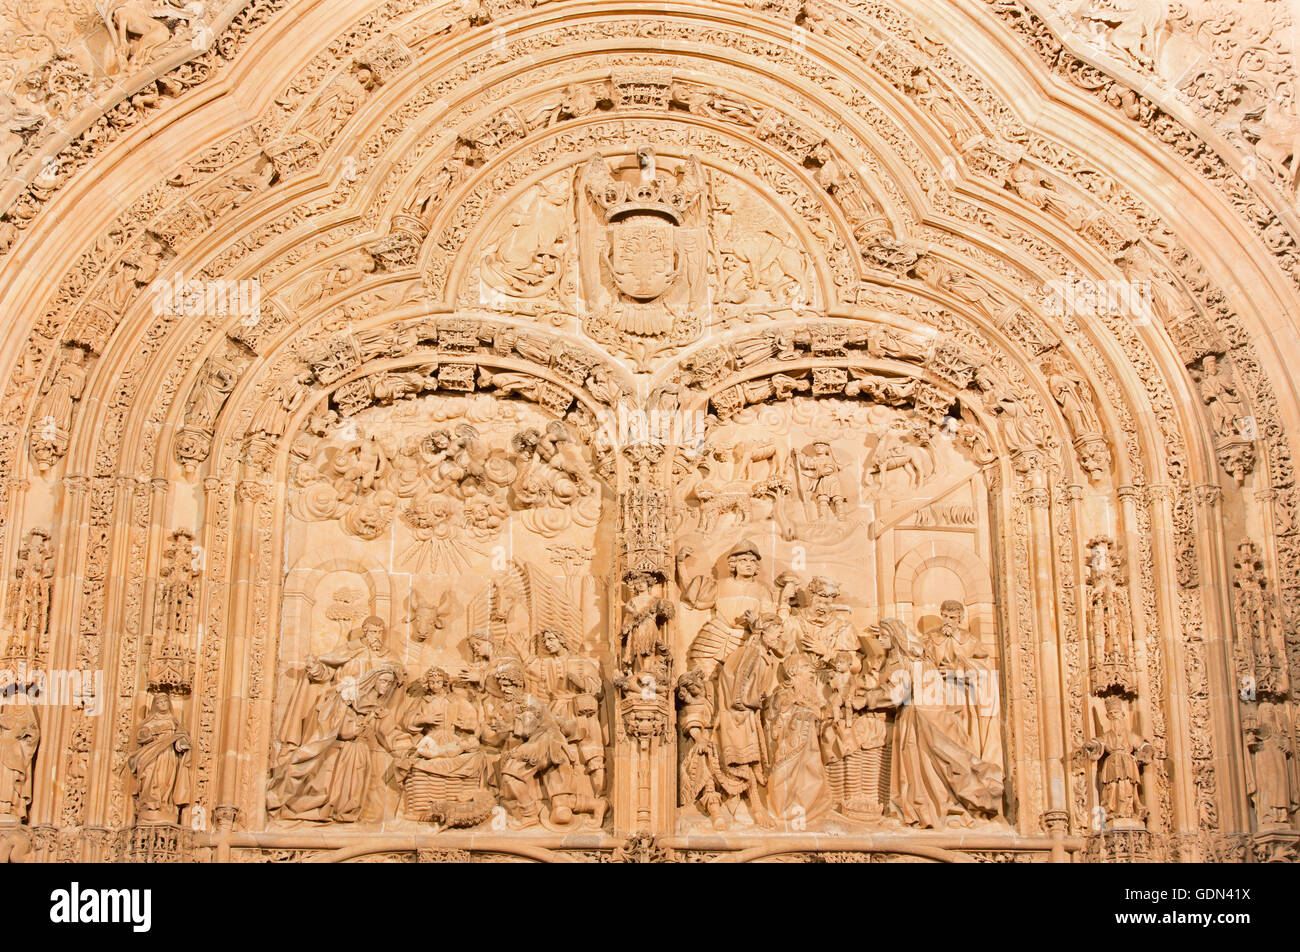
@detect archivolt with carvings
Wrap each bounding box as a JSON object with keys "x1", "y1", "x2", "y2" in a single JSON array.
[{"x1": 0, "y1": 0, "x2": 1295, "y2": 863}]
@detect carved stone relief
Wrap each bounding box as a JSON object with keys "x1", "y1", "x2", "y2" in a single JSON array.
[{"x1": 0, "y1": 0, "x2": 1296, "y2": 865}]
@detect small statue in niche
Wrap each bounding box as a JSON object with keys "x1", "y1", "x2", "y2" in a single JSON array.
[
  {"x1": 1047, "y1": 362, "x2": 1102, "y2": 436},
  {"x1": 127, "y1": 693, "x2": 192, "y2": 825},
  {"x1": 4, "y1": 529, "x2": 53, "y2": 660},
  {"x1": 1192, "y1": 355, "x2": 1250, "y2": 440},
  {"x1": 619, "y1": 571, "x2": 674, "y2": 676},
  {"x1": 1232, "y1": 541, "x2": 1290, "y2": 697},
  {"x1": 1085, "y1": 538, "x2": 1136, "y2": 694},
  {"x1": 31, "y1": 347, "x2": 87, "y2": 471},
  {"x1": 1244, "y1": 701, "x2": 1296, "y2": 829},
  {"x1": 1086, "y1": 696, "x2": 1154, "y2": 828}
]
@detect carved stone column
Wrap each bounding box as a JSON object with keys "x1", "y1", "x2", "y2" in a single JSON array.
[
  {"x1": 1021, "y1": 476, "x2": 1069, "y2": 824},
  {"x1": 31, "y1": 473, "x2": 89, "y2": 827},
  {"x1": 1136, "y1": 484, "x2": 1196, "y2": 841},
  {"x1": 612, "y1": 444, "x2": 675, "y2": 837},
  {"x1": 1194, "y1": 483, "x2": 1251, "y2": 832},
  {"x1": 214, "y1": 478, "x2": 270, "y2": 825},
  {"x1": 83, "y1": 475, "x2": 148, "y2": 829}
]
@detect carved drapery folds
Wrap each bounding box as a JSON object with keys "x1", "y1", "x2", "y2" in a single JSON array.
[
  {"x1": 148, "y1": 529, "x2": 199, "y2": 693},
  {"x1": 1084, "y1": 537, "x2": 1136, "y2": 696},
  {"x1": 1233, "y1": 541, "x2": 1290, "y2": 701},
  {"x1": 2, "y1": 529, "x2": 53, "y2": 664}
]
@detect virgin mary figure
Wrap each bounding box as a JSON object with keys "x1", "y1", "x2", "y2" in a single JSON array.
[
  {"x1": 267, "y1": 662, "x2": 405, "y2": 822},
  {"x1": 876, "y1": 618, "x2": 1002, "y2": 828}
]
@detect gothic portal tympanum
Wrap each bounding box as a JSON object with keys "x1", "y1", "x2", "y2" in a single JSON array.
[{"x1": 0, "y1": 0, "x2": 1297, "y2": 864}]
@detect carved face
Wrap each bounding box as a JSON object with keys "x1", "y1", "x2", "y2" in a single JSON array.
[
  {"x1": 807, "y1": 591, "x2": 834, "y2": 622},
  {"x1": 729, "y1": 553, "x2": 759, "y2": 579},
  {"x1": 469, "y1": 635, "x2": 493, "y2": 661},
  {"x1": 542, "y1": 630, "x2": 564, "y2": 656},
  {"x1": 498, "y1": 674, "x2": 523, "y2": 701},
  {"x1": 363, "y1": 621, "x2": 385, "y2": 647},
  {"x1": 940, "y1": 606, "x2": 963, "y2": 633}
]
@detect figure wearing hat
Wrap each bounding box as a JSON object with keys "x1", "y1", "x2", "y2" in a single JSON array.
[{"x1": 676, "y1": 540, "x2": 798, "y2": 676}]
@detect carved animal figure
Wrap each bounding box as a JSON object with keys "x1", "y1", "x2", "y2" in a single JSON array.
[
  {"x1": 407, "y1": 585, "x2": 452, "y2": 643},
  {"x1": 108, "y1": 1, "x2": 182, "y2": 72},
  {"x1": 724, "y1": 438, "x2": 786, "y2": 483},
  {"x1": 1241, "y1": 100, "x2": 1300, "y2": 197},
  {"x1": 864, "y1": 430, "x2": 934, "y2": 490}
]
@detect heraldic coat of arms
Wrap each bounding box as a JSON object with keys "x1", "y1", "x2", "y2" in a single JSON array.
[{"x1": 577, "y1": 146, "x2": 709, "y2": 356}]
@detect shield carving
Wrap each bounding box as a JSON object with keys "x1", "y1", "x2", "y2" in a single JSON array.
[{"x1": 607, "y1": 212, "x2": 678, "y2": 300}]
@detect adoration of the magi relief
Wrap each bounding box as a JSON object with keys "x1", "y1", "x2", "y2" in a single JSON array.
[{"x1": 0, "y1": 0, "x2": 1296, "y2": 865}]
